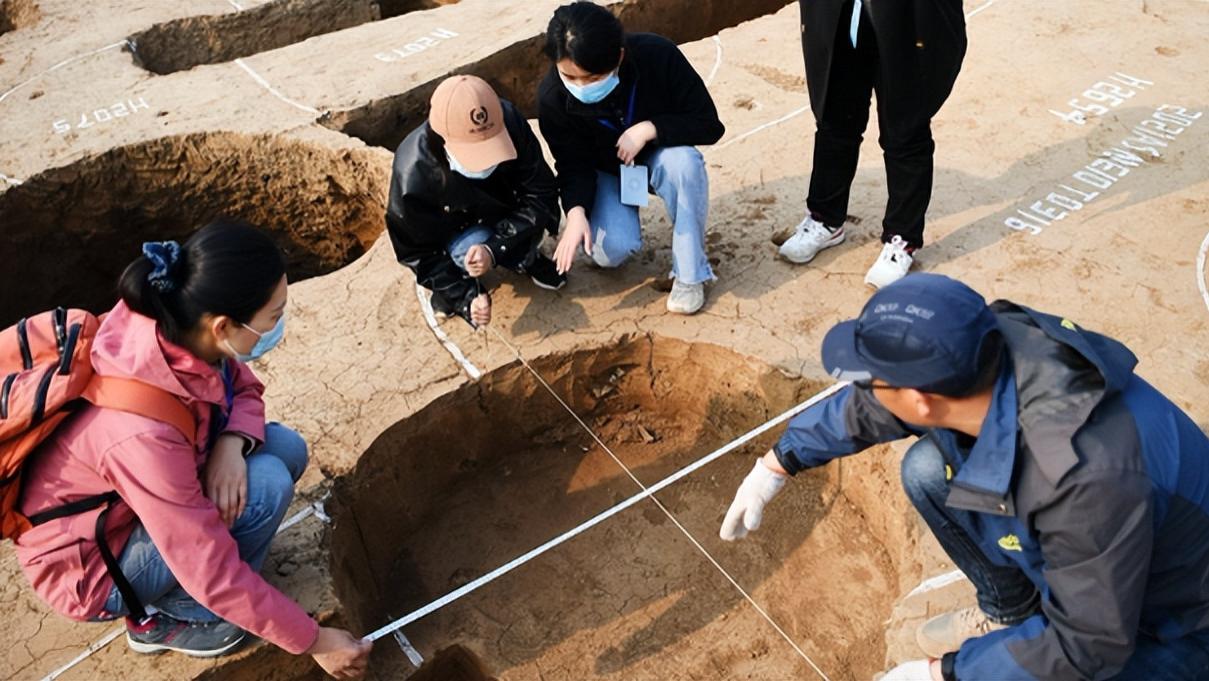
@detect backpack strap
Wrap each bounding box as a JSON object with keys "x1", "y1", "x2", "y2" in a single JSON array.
[{"x1": 81, "y1": 376, "x2": 197, "y2": 446}]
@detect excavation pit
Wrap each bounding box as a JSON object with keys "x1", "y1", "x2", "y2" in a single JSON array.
[
  {"x1": 0, "y1": 132, "x2": 388, "y2": 326},
  {"x1": 326, "y1": 335, "x2": 905, "y2": 679},
  {"x1": 324, "y1": 0, "x2": 791, "y2": 151},
  {"x1": 128, "y1": 0, "x2": 461, "y2": 75}
]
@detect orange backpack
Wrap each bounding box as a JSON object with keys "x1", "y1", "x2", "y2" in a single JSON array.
[{"x1": 1, "y1": 307, "x2": 196, "y2": 620}]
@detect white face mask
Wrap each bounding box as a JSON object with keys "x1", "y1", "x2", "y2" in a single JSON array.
[{"x1": 446, "y1": 149, "x2": 498, "y2": 180}]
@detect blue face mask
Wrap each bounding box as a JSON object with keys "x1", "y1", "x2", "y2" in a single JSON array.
[
  {"x1": 224, "y1": 314, "x2": 286, "y2": 363},
  {"x1": 446, "y1": 150, "x2": 498, "y2": 180},
  {"x1": 561, "y1": 69, "x2": 620, "y2": 104}
]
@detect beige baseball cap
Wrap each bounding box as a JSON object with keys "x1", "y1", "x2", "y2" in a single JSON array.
[{"x1": 429, "y1": 75, "x2": 517, "y2": 172}]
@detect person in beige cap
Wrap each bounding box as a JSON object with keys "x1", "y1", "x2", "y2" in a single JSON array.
[{"x1": 386, "y1": 75, "x2": 563, "y2": 327}]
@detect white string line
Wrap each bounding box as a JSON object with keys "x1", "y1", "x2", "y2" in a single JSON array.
[
  {"x1": 711, "y1": 0, "x2": 1000, "y2": 151},
  {"x1": 0, "y1": 41, "x2": 131, "y2": 106},
  {"x1": 1, "y1": 173, "x2": 24, "y2": 185},
  {"x1": 227, "y1": 0, "x2": 244, "y2": 10},
  {"x1": 414, "y1": 282, "x2": 483, "y2": 379},
  {"x1": 233, "y1": 58, "x2": 322, "y2": 115},
  {"x1": 1198, "y1": 232, "x2": 1209, "y2": 315},
  {"x1": 38, "y1": 498, "x2": 328, "y2": 681},
  {"x1": 705, "y1": 36, "x2": 723, "y2": 86},
  {"x1": 965, "y1": 0, "x2": 999, "y2": 19},
  {"x1": 483, "y1": 326, "x2": 833, "y2": 680}
]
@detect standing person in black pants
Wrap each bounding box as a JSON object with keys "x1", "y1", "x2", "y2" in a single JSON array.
[{"x1": 778, "y1": 0, "x2": 967, "y2": 288}]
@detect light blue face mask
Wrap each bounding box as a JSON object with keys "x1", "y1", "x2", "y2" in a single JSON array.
[
  {"x1": 224, "y1": 313, "x2": 286, "y2": 363},
  {"x1": 446, "y1": 149, "x2": 498, "y2": 180},
  {"x1": 561, "y1": 69, "x2": 620, "y2": 104}
]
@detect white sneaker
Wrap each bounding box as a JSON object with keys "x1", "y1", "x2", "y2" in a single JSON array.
[
  {"x1": 864, "y1": 235, "x2": 914, "y2": 289},
  {"x1": 666, "y1": 280, "x2": 705, "y2": 315},
  {"x1": 778, "y1": 215, "x2": 845, "y2": 264}
]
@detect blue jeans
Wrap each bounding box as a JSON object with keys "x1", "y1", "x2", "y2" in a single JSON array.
[
  {"x1": 101, "y1": 423, "x2": 308, "y2": 622},
  {"x1": 447, "y1": 225, "x2": 536, "y2": 273},
  {"x1": 903, "y1": 436, "x2": 1209, "y2": 679},
  {"x1": 900, "y1": 436, "x2": 1039, "y2": 624},
  {"x1": 588, "y1": 146, "x2": 715, "y2": 285}
]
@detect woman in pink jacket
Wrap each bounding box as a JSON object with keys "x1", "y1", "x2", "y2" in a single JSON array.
[{"x1": 15, "y1": 221, "x2": 370, "y2": 678}]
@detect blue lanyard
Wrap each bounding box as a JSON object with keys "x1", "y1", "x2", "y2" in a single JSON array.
[{"x1": 596, "y1": 82, "x2": 637, "y2": 132}]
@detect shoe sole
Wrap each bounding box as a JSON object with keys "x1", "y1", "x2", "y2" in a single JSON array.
[
  {"x1": 530, "y1": 276, "x2": 566, "y2": 291},
  {"x1": 127, "y1": 631, "x2": 247, "y2": 658},
  {"x1": 778, "y1": 232, "x2": 846, "y2": 264}
]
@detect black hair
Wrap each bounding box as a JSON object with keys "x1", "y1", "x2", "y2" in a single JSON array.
[
  {"x1": 543, "y1": 2, "x2": 624, "y2": 75},
  {"x1": 944, "y1": 331, "x2": 1005, "y2": 398},
  {"x1": 118, "y1": 219, "x2": 286, "y2": 346}
]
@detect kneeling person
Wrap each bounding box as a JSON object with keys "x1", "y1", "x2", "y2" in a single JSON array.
[{"x1": 387, "y1": 75, "x2": 563, "y2": 328}]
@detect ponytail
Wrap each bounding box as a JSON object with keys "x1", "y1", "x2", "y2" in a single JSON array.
[{"x1": 118, "y1": 219, "x2": 286, "y2": 345}]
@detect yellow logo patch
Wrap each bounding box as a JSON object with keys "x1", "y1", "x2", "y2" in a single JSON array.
[
  {"x1": 998, "y1": 534, "x2": 1023, "y2": 552},
  {"x1": 1060, "y1": 318, "x2": 1077, "y2": 331}
]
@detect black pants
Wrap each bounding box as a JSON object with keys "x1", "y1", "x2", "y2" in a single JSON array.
[{"x1": 806, "y1": 2, "x2": 935, "y2": 249}]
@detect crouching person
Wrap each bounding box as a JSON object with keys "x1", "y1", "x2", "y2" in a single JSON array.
[
  {"x1": 13, "y1": 221, "x2": 370, "y2": 677},
  {"x1": 387, "y1": 74, "x2": 564, "y2": 328}
]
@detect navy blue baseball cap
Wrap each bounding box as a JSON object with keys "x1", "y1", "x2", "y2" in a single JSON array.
[{"x1": 821, "y1": 273, "x2": 1000, "y2": 395}]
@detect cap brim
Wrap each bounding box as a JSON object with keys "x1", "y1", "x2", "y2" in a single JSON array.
[
  {"x1": 821, "y1": 319, "x2": 873, "y2": 382},
  {"x1": 446, "y1": 130, "x2": 517, "y2": 172}
]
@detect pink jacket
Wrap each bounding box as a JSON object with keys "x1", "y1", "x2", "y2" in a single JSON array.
[{"x1": 14, "y1": 302, "x2": 318, "y2": 654}]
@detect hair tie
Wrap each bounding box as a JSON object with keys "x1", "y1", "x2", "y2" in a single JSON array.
[{"x1": 142, "y1": 240, "x2": 182, "y2": 293}]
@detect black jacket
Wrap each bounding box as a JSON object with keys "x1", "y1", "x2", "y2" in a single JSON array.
[
  {"x1": 537, "y1": 32, "x2": 724, "y2": 217},
  {"x1": 776, "y1": 302, "x2": 1209, "y2": 680},
  {"x1": 799, "y1": 0, "x2": 967, "y2": 132},
  {"x1": 386, "y1": 99, "x2": 559, "y2": 319}
]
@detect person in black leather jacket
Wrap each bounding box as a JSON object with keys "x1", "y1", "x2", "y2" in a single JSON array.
[{"x1": 386, "y1": 75, "x2": 563, "y2": 327}]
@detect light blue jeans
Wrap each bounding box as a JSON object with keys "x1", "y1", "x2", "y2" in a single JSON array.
[
  {"x1": 589, "y1": 146, "x2": 715, "y2": 285},
  {"x1": 100, "y1": 423, "x2": 308, "y2": 622}
]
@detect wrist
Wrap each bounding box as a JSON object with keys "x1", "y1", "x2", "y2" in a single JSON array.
[{"x1": 760, "y1": 450, "x2": 789, "y2": 477}]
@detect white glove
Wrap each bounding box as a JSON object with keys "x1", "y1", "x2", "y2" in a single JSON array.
[
  {"x1": 880, "y1": 659, "x2": 935, "y2": 681},
  {"x1": 719, "y1": 459, "x2": 787, "y2": 541}
]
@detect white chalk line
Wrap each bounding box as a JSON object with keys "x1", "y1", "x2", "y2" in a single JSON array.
[
  {"x1": 39, "y1": 496, "x2": 329, "y2": 681},
  {"x1": 712, "y1": 0, "x2": 999, "y2": 151},
  {"x1": 227, "y1": 0, "x2": 244, "y2": 10},
  {"x1": 414, "y1": 282, "x2": 483, "y2": 380},
  {"x1": 705, "y1": 36, "x2": 723, "y2": 86},
  {"x1": 1, "y1": 173, "x2": 24, "y2": 186},
  {"x1": 905, "y1": 569, "x2": 969, "y2": 598},
  {"x1": 234, "y1": 58, "x2": 322, "y2": 116},
  {"x1": 0, "y1": 41, "x2": 132, "y2": 106},
  {"x1": 1198, "y1": 232, "x2": 1209, "y2": 315},
  {"x1": 368, "y1": 324, "x2": 843, "y2": 680}
]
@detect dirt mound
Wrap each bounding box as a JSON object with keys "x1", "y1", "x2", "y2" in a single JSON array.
[
  {"x1": 321, "y1": 334, "x2": 901, "y2": 679},
  {"x1": 0, "y1": 132, "x2": 388, "y2": 326}
]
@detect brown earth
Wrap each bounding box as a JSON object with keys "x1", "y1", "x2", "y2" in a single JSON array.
[{"x1": 1, "y1": 0, "x2": 1208, "y2": 680}]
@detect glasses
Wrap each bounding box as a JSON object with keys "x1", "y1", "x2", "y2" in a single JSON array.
[{"x1": 852, "y1": 378, "x2": 902, "y2": 392}]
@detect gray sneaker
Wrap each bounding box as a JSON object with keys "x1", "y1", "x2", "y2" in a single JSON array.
[
  {"x1": 915, "y1": 606, "x2": 1006, "y2": 658},
  {"x1": 666, "y1": 280, "x2": 705, "y2": 314},
  {"x1": 126, "y1": 614, "x2": 246, "y2": 658}
]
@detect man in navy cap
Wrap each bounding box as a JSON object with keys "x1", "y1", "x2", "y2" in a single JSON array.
[{"x1": 720, "y1": 273, "x2": 1209, "y2": 681}]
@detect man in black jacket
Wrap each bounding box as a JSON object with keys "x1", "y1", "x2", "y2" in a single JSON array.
[
  {"x1": 538, "y1": 2, "x2": 724, "y2": 315},
  {"x1": 386, "y1": 75, "x2": 563, "y2": 327},
  {"x1": 779, "y1": 0, "x2": 967, "y2": 290}
]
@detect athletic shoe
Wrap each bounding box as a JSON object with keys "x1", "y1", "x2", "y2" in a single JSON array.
[
  {"x1": 126, "y1": 614, "x2": 246, "y2": 658},
  {"x1": 864, "y1": 235, "x2": 914, "y2": 289},
  {"x1": 666, "y1": 280, "x2": 705, "y2": 315},
  {"x1": 778, "y1": 214, "x2": 845, "y2": 263},
  {"x1": 915, "y1": 607, "x2": 1007, "y2": 658},
  {"x1": 427, "y1": 289, "x2": 456, "y2": 320},
  {"x1": 526, "y1": 254, "x2": 566, "y2": 290}
]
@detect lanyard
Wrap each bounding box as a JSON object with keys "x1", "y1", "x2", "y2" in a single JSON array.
[{"x1": 596, "y1": 82, "x2": 637, "y2": 132}]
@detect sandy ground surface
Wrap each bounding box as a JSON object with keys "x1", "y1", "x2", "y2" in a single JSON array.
[{"x1": 2, "y1": 0, "x2": 1208, "y2": 679}]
